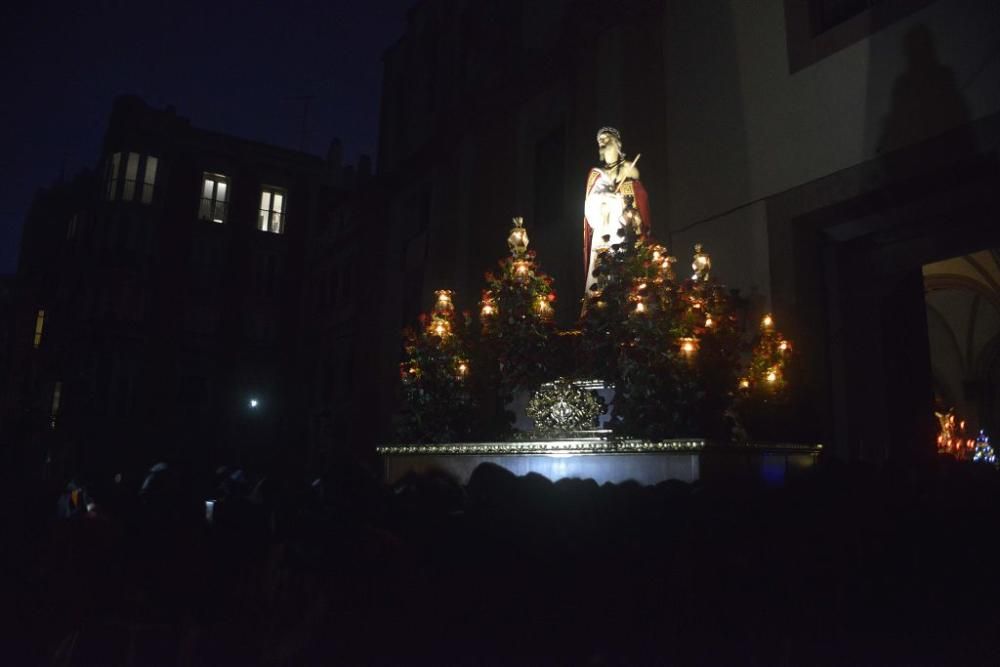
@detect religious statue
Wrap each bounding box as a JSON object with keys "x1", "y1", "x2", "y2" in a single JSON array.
[{"x1": 583, "y1": 127, "x2": 651, "y2": 296}]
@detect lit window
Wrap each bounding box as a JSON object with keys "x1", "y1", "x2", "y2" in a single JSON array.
[
  {"x1": 123, "y1": 152, "x2": 140, "y2": 201},
  {"x1": 106, "y1": 153, "x2": 121, "y2": 201},
  {"x1": 33, "y1": 309, "x2": 45, "y2": 348},
  {"x1": 258, "y1": 188, "x2": 285, "y2": 234},
  {"x1": 199, "y1": 173, "x2": 229, "y2": 223},
  {"x1": 141, "y1": 156, "x2": 158, "y2": 204}
]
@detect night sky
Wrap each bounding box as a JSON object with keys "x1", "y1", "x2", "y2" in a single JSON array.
[{"x1": 0, "y1": 0, "x2": 415, "y2": 274}]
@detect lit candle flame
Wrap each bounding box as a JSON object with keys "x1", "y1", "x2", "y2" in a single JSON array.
[{"x1": 679, "y1": 337, "x2": 699, "y2": 356}]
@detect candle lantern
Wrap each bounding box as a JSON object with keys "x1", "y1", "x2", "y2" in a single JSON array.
[
  {"x1": 660, "y1": 255, "x2": 677, "y2": 280},
  {"x1": 535, "y1": 296, "x2": 553, "y2": 320},
  {"x1": 431, "y1": 319, "x2": 450, "y2": 338},
  {"x1": 480, "y1": 290, "x2": 497, "y2": 319},
  {"x1": 433, "y1": 289, "x2": 455, "y2": 317},
  {"x1": 513, "y1": 259, "x2": 531, "y2": 283},
  {"x1": 678, "y1": 336, "x2": 700, "y2": 359}
]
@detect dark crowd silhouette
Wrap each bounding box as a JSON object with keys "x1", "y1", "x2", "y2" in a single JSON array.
[{"x1": 3, "y1": 455, "x2": 1000, "y2": 665}]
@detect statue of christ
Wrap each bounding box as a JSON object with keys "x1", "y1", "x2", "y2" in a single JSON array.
[{"x1": 582, "y1": 127, "x2": 651, "y2": 297}]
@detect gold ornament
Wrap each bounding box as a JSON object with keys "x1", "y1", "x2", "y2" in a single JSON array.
[
  {"x1": 936, "y1": 409, "x2": 975, "y2": 457},
  {"x1": 508, "y1": 216, "x2": 529, "y2": 258},
  {"x1": 691, "y1": 244, "x2": 711, "y2": 282},
  {"x1": 527, "y1": 379, "x2": 602, "y2": 433}
]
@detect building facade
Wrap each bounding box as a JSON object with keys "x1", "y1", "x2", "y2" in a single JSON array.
[{"x1": 3, "y1": 96, "x2": 374, "y2": 481}]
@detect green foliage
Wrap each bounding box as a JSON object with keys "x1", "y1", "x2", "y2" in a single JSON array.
[
  {"x1": 479, "y1": 250, "x2": 557, "y2": 396},
  {"x1": 735, "y1": 319, "x2": 800, "y2": 442},
  {"x1": 579, "y1": 224, "x2": 745, "y2": 440},
  {"x1": 393, "y1": 220, "x2": 799, "y2": 444},
  {"x1": 393, "y1": 309, "x2": 477, "y2": 444}
]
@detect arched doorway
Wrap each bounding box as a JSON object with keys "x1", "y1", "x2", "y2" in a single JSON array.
[{"x1": 924, "y1": 250, "x2": 1000, "y2": 436}]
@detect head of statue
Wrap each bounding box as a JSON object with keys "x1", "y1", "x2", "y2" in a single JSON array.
[{"x1": 596, "y1": 127, "x2": 624, "y2": 165}]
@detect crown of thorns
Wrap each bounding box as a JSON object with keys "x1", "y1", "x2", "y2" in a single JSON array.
[{"x1": 596, "y1": 127, "x2": 622, "y2": 143}]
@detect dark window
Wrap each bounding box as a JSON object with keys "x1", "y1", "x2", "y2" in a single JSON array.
[
  {"x1": 785, "y1": 0, "x2": 936, "y2": 72},
  {"x1": 811, "y1": 0, "x2": 879, "y2": 35},
  {"x1": 105, "y1": 153, "x2": 158, "y2": 203}
]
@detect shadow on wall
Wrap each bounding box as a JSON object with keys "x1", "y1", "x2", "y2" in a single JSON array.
[
  {"x1": 855, "y1": 23, "x2": 980, "y2": 460},
  {"x1": 663, "y1": 0, "x2": 750, "y2": 253},
  {"x1": 875, "y1": 24, "x2": 977, "y2": 180}
]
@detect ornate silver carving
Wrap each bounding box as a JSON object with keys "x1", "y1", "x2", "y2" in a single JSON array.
[
  {"x1": 375, "y1": 438, "x2": 706, "y2": 456},
  {"x1": 526, "y1": 379, "x2": 602, "y2": 433},
  {"x1": 374, "y1": 440, "x2": 824, "y2": 457}
]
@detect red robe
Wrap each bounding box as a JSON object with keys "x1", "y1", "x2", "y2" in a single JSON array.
[{"x1": 582, "y1": 168, "x2": 652, "y2": 278}]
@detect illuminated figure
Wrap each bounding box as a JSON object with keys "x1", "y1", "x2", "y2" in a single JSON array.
[{"x1": 583, "y1": 127, "x2": 651, "y2": 296}]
